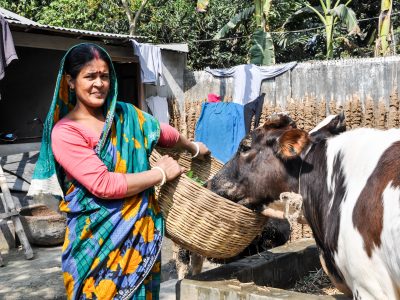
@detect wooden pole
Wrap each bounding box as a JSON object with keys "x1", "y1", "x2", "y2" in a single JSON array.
[{"x1": 0, "y1": 164, "x2": 33, "y2": 260}]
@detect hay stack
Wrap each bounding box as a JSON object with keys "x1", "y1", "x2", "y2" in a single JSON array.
[
  {"x1": 350, "y1": 95, "x2": 363, "y2": 128},
  {"x1": 388, "y1": 89, "x2": 399, "y2": 128},
  {"x1": 363, "y1": 95, "x2": 375, "y2": 127},
  {"x1": 376, "y1": 98, "x2": 387, "y2": 129},
  {"x1": 317, "y1": 98, "x2": 327, "y2": 124}
]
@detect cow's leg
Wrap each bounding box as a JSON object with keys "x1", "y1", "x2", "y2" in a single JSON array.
[
  {"x1": 172, "y1": 243, "x2": 190, "y2": 279},
  {"x1": 319, "y1": 253, "x2": 352, "y2": 297},
  {"x1": 190, "y1": 252, "x2": 204, "y2": 276}
]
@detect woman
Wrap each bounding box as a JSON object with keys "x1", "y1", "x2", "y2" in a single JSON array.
[{"x1": 29, "y1": 43, "x2": 209, "y2": 299}]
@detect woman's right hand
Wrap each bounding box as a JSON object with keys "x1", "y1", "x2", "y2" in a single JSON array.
[{"x1": 155, "y1": 155, "x2": 185, "y2": 182}]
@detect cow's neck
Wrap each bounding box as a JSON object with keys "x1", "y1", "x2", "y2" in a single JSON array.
[
  {"x1": 298, "y1": 142, "x2": 328, "y2": 200},
  {"x1": 297, "y1": 140, "x2": 346, "y2": 284}
]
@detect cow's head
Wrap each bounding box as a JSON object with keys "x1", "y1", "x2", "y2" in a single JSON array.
[
  {"x1": 208, "y1": 114, "x2": 310, "y2": 212},
  {"x1": 208, "y1": 113, "x2": 346, "y2": 213}
]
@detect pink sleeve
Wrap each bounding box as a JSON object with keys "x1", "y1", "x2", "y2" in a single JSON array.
[
  {"x1": 157, "y1": 123, "x2": 180, "y2": 147},
  {"x1": 51, "y1": 123, "x2": 127, "y2": 199}
]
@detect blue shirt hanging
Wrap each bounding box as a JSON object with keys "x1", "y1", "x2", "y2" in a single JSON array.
[{"x1": 195, "y1": 102, "x2": 245, "y2": 163}]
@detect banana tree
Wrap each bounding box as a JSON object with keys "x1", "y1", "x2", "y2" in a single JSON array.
[
  {"x1": 213, "y1": 0, "x2": 275, "y2": 66},
  {"x1": 375, "y1": 0, "x2": 393, "y2": 56},
  {"x1": 306, "y1": 0, "x2": 360, "y2": 59},
  {"x1": 251, "y1": 0, "x2": 275, "y2": 65}
]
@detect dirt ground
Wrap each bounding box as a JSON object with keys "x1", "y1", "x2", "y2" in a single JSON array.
[{"x1": 0, "y1": 236, "x2": 219, "y2": 300}]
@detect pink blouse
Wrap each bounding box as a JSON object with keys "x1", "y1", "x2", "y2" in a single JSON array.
[{"x1": 51, "y1": 118, "x2": 180, "y2": 199}]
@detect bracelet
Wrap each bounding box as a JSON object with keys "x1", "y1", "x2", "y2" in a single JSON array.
[
  {"x1": 192, "y1": 142, "x2": 200, "y2": 158},
  {"x1": 152, "y1": 166, "x2": 166, "y2": 186}
]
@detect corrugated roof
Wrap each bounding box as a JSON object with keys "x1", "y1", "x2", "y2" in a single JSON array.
[
  {"x1": 0, "y1": 7, "x2": 38, "y2": 25},
  {"x1": 0, "y1": 7, "x2": 189, "y2": 53}
]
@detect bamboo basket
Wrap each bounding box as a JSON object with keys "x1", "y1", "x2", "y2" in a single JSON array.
[{"x1": 149, "y1": 148, "x2": 268, "y2": 259}]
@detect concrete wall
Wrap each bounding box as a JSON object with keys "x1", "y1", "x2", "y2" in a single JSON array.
[{"x1": 184, "y1": 56, "x2": 400, "y2": 107}]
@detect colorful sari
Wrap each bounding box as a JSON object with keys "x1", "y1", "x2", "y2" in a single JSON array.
[{"x1": 29, "y1": 44, "x2": 164, "y2": 300}]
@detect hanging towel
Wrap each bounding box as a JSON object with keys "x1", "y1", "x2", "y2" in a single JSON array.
[
  {"x1": 131, "y1": 39, "x2": 165, "y2": 86},
  {"x1": 0, "y1": 15, "x2": 18, "y2": 80},
  {"x1": 195, "y1": 102, "x2": 245, "y2": 163},
  {"x1": 205, "y1": 62, "x2": 296, "y2": 105},
  {"x1": 207, "y1": 93, "x2": 221, "y2": 103},
  {"x1": 244, "y1": 93, "x2": 265, "y2": 134},
  {"x1": 146, "y1": 95, "x2": 170, "y2": 124}
]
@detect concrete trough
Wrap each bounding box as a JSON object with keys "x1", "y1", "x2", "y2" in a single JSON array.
[{"x1": 178, "y1": 238, "x2": 349, "y2": 299}]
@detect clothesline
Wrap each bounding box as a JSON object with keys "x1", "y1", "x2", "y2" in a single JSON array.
[{"x1": 192, "y1": 10, "x2": 400, "y2": 43}]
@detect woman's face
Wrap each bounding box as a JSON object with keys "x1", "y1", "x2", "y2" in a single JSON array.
[{"x1": 68, "y1": 58, "x2": 110, "y2": 110}]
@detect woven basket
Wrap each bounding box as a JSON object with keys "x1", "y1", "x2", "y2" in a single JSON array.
[{"x1": 149, "y1": 148, "x2": 268, "y2": 259}]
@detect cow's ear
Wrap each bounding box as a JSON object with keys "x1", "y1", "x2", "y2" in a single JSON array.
[{"x1": 275, "y1": 129, "x2": 310, "y2": 159}]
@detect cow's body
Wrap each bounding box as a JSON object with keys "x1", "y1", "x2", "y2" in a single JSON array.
[
  {"x1": 209, "y1": 114, "x2": 400, "y2": 299},
  {"x1": 303, "y1": 128, "x2": 400, "y2": 299}
]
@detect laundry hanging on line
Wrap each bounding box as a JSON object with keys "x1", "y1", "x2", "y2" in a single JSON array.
[
  {"x1": 145, "y1": 96, "x2": 169, "y2": 124},
  {"x1": 0, "y1": 15, "x2": 18, "y2": 100},
  {"x1": 131, "y1": 39, "x2": 165, "y2": 86},
  {"x1": 244, "y1": 93, "x2": 265, "y2": 134},
  {"x1": 195, "y1": 102, "x2": 245, "y2": 163},
  {"x1": 205, "y1": 62, "x2": 296, "y2": 105}
]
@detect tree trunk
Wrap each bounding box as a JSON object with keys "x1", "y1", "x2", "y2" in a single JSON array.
[
  {"x1": 120, "y1": 0, "x2": 149, "y2": 36},
  {"x1": 375, "y1": 0, "x2": 393, "y2": 56},
  {"x1": 325, "y1": 15, "x2": 334, "y2": 59},
  {"x1": 255, "y1": 0, "x2": 262, "y2": 28}
]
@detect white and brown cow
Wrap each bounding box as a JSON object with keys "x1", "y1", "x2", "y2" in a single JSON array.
[{"x1": 209, "y1": 113, "x2": 400, "y2": 299}]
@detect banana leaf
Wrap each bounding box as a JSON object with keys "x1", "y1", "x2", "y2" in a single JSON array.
[
  {"x1": 213, "y1": 6, "x2": 255, "y2": 40},
  {"x1": 249, "y1": 29, "x2": 275, "y2": 65},
  {"x1": 330, "y1": 4, "x2": 360, "y2": 35}
]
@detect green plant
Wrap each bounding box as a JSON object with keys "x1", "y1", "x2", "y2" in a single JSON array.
[
  {"x1": 375, "y1": 0, "x2": 393, "y2": 56},
  {"x1": 296, "y1": 0, "x2": 360, "y2": 59},
  {"x1": 186, "y1": 170, "x2": 206, "y2": 186}
]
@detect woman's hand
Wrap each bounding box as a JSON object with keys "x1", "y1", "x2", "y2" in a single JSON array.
[
  {"x1": 193, "y1": 142, "x2": 211, "y2": 160},
  {"x1": 154, "y1": 155, "x2": 185, "y2": 182}
]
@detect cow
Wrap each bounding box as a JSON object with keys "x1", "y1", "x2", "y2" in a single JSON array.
[{"x1": 209, "y1": 113, "x2": 400, "y2": 299}]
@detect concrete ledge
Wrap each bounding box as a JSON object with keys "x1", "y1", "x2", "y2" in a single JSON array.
[
  {"x1": 178, "y1": 279, "x2": 345, "y2": 300},
  {"x1": 178, "y1": 239, "x2": 348, "y2": 299}
]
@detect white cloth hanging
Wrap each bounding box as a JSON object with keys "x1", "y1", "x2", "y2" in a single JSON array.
[
  {"x1": 145, "y1": 96, "x2": 169, "y2": 124},
  {"x1": 205, "y1": 62, "x2": 297, "y2": 105},
  {"x1": 131, "y1": 39, "x2": 165, "y2": 86}
]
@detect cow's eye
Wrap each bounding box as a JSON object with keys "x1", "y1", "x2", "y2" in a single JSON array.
[{"x1": 239, "y1": 144, "x2": 251, "y2": 152}]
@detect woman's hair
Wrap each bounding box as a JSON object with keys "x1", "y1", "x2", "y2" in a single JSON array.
[{"x1": 64, "y1": 43, "x2": 112, "y2": 79}]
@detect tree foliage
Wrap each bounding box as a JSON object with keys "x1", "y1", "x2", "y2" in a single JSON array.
[
  {"x1": 1, "y1": 0, "x2": 399, "y2": 67},
  {"x1": 137, "y1": 0, "x2": 254, "y2": 70},
  {"x1": 0, "y1": 0, "x2": 128, "y2": 33}
]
